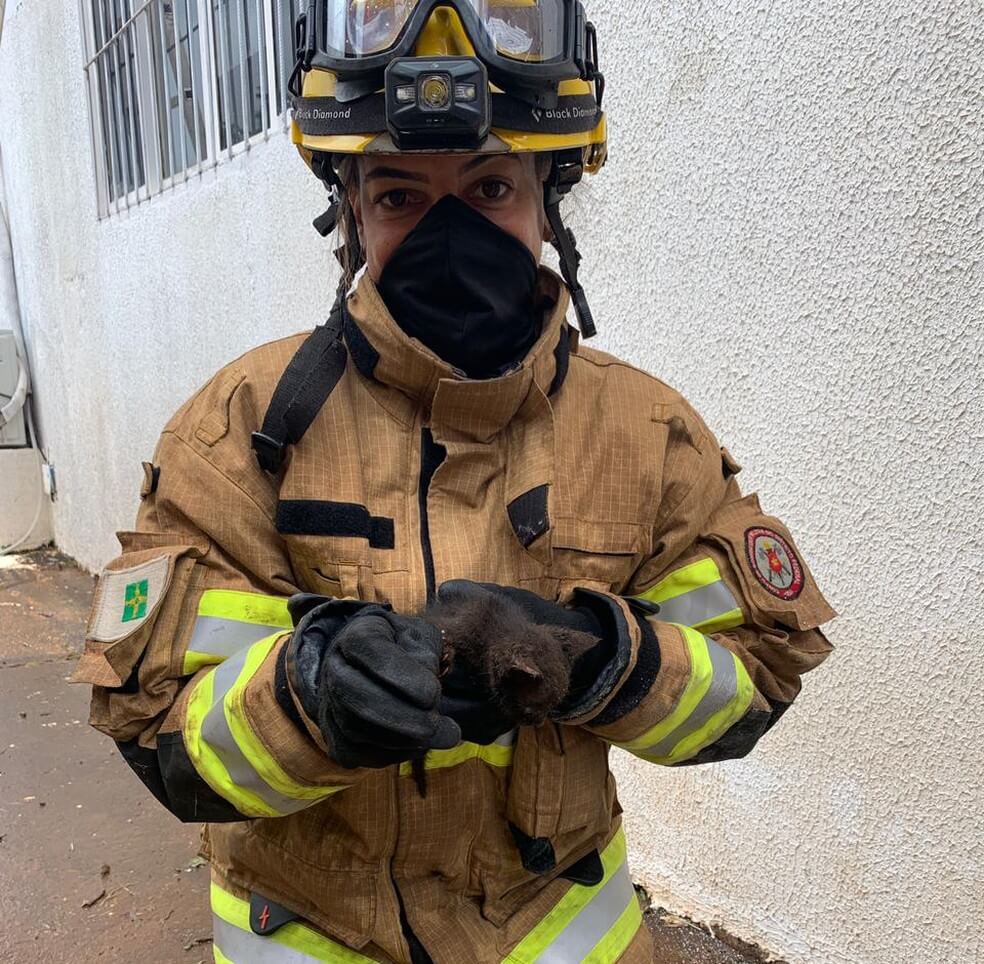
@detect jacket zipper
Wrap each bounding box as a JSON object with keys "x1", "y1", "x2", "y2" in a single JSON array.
[
  {"x1": 387, "y1": 427, "x2": 445, "y2": 964},
  {"x1": 417, "y1": 427, "x2": 444, "y2": 603}
]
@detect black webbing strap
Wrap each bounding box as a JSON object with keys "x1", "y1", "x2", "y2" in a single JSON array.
[
  {"x1": 291, "y1": 93, "x2": 602, "y2": 138},
  {"x1": 544, "y1": 151, "x2": 597, "y2": 338},
  {"x1": 251, "y1": 302, "x2": 348, "y2": 474}
]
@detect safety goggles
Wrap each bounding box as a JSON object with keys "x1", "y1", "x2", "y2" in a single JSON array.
[{"x1": 295, "y1": 0, "x2": 596, "y2": 93}]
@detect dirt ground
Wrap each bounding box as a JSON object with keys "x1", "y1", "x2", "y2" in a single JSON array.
[{"x1": 0, "y1": 548, "x2": 775, "y2": 964}]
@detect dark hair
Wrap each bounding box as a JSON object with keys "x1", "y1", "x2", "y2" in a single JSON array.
[{"x1": 332, "y1": 156, "x2": 365, "y2": 303}]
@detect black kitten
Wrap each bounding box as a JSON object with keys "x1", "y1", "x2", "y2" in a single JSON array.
[{"x1": 410, "y1": 591, "x2": 599, "y2": 796}]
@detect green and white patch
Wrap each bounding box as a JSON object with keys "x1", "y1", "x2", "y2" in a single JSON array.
[{"x1": 88, "y1": 555, "x2": 170, "y2": 642}]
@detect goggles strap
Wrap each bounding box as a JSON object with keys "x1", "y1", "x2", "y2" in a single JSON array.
[
  {"x1": 545, "y1": 152, "x2": 596, "y2": 338},
  {"x1": 287, "y1": 3, "x2": 317, "y2": 99}
]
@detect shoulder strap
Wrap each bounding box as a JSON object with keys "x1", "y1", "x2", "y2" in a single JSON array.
[{"x1": 251, "y1": 302, "x2": 348, "y2": 474}]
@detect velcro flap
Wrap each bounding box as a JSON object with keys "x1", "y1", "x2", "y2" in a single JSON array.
[
  {"x1": 552, "y1": 517, "x2": 644, "y2": 555},
  {"x1": 87, "y1": 555, "x2": 172, "y2": 644}
]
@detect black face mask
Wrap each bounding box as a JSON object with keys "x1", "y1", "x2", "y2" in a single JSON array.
[{"x1": 376, "y1": 194, "x2": 540, "y2": 380}]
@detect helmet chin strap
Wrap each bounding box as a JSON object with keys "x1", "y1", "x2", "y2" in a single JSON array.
[
  {"x1": 544, "y1": 150, "x2": 597, "y2": 339},
  {"x1": 310, "y1": 153, "x2": 343, "y2": 237}
]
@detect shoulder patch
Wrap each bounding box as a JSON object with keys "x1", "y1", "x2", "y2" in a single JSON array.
[
  {"x1": 744, "y1": 527, "x2": 804, "y2": 600},
  {"x1": 88, "y1": 556, "x2": 171, "y2": 642}
]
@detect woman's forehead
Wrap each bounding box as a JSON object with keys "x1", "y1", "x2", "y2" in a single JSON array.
[{"x1": 358, "y1": 152, "x2": 531, "y2": 180}]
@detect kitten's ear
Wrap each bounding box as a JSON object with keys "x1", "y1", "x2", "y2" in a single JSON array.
[
  {"x1": 556, "y1": 629, "x2": 601, "y2": 662},
  {"x1": 508, "y1": 657, "x2": 542, "y2": 680},
  {"x1": 501, "y1": 663, "x2": 546, "y2": 710}
]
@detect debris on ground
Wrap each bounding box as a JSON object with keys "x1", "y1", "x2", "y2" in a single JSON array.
[{"x1": 81, "y1": 889, "x2": 107, "y2": 909}]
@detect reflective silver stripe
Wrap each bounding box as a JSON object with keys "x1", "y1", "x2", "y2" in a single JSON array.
[
  {"x1": 534, "y1": 858, "x2": 636, "y2": 964},
  {"x1": 214, "y1": 916, "x2": 319, "y2": 963},
  {"x1": 188, "y1": 615, "x2": 286, "y2": 661},
  {"x1": 200, "y1": 649, "x2": 310, "y2": 816},
  {"x1": 214, "y1": 917, "x2": 333, "y2": 964},
  {"x1": 213, "y1": 914, "x2": 378, "y2": 963},
  {"x1": 651, "y1": 579, "x2": 739, "y2": 628},
  {"x1": 641, "y1": 636, "x2": 737, "y2": 758},
  {"x1": 494, "y1": 729, "x2": 518, "y2": 747}
]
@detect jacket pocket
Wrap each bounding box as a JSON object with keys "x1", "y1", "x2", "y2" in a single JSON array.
[
  {"x1": 704, "y1": 494, "x2": 837, "y2": 631},
  {"x1": 549, "y1": 517, "x2": 648, "y2": 594},
  {"x1": 74, "y1": 531, "x2": 209, "y2": 732},
  {"x1": 209, "y1": 813, "x2": 379, "y2": 951},
  {"x1": 479, "y1": 725, "x2": 614, "y2": 925},
  {"x1": 289, "y1": 540, "x2": 378, "y2": 602}
]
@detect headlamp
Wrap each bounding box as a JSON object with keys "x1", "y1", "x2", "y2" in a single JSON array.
[
  {"x1": 385, "y1": 57, "x2": 490, "y2": 149},
  {"x1": 421, "y1": 75, "x2": 452, "y2": 110}
]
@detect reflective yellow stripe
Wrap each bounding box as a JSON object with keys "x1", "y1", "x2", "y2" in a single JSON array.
[
  {"x1": 617, "y1": 627, "x2": 713, "y2": 752},
  {"x1": 638, "y1": 557, "x2": 720, "y2": 602},
  {"x1": 618, "y1": 626, "x2": 757, "y2": 766},
  {"x1": 184, "y1": 650, "x2": 223, "y2": 676},
  {"x1": 504, "y1": 828, "x2": 638, "y2": 963},
  {"x1": 198, "y1": 589, "x2": 293, "y2": 626},
  {"x1": 690, "y1": 607, "x2": 745, "y2": 635},
  {"x1": 185, "y1": 634, "x2": 345, "y2": 817},
  {"x1": 184, "y1": 664, "x2": 279, "y2": 818},
  {"x1": 211, "y1": 880, "x2": 377, "y2": 963},
  {"x1": 223, "y1": 637, "x2": 346, "y2": 804},
  {"x1": 638, "y1": 652, "x2": 756, "y2": 765},
  {"x1": 634, "y1": 557, "x2": 744, "y2": 633},
  {"x1": 397, "y1": 730, "x2": 515, "y2": 776},
  {"x1": 183, "y1": 590, "x2": 292, "y2": 675}
]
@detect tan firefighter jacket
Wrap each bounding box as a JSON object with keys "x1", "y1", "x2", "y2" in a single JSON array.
[{"x1": 75, "y1": 268, "x2": 835, "y2": 964}]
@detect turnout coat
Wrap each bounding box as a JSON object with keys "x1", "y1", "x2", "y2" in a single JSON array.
[{"x1": 75, "y1": 269, "x2": 835, "y2": 963}]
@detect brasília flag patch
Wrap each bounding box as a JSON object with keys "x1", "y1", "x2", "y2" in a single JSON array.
[{"x1": 88, "y1": 556, "x2": 170, "y2": 642}]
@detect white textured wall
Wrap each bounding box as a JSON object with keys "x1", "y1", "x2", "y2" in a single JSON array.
[{"x1": 1, "y1": 2, "x2": 982, "y2": 962}]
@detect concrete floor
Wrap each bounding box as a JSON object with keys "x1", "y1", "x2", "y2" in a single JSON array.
[{"x1": 0, "y1": 548, "x2": 770, "y2": 964}]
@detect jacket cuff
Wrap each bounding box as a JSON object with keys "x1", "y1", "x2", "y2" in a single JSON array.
[
  {"x1": 552, "y1": 590, "x2": 642, "y2": 725},
  {"x1": 282, "y1": 596, "x2": 383, "y2": 732},
  {"x1": 179, "y1": 632, "x2": 366, "y2": 818}
]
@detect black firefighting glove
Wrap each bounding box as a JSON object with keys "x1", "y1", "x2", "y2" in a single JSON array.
[
  {"x1": 436, "y1": 580, "x2": 636, "y2": 719},
  {"x1": 437, "y1": 649, "x2": 516, "y2": 746},
  {"x1": 284, "y1": 595, "x2": 461, "y2": 769}
]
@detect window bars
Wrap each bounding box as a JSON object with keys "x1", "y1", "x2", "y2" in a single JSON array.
[{"x1": 81, "y1": 0, "x2": 303, "y2": 217}]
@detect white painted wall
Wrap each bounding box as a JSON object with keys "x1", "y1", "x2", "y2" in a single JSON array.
[
  {"x1": 0, "y1": 449, "x2": 53, "y2": 549},
  {"x1": 1, "y1": 2, "x2": 981, "y2": 962}
]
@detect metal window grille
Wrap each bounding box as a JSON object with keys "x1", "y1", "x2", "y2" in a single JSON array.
[{"x1": 81, "y1": 0, "x2": 302, "y2": 217}]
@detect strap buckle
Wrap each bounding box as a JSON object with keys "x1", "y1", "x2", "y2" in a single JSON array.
[{"x1": 251, "y1": 431, "x2": 287, "y2": 474}]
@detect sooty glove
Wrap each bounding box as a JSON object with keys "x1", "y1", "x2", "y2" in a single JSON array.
[
  {"x1": 437, "y1": 652, "x2": 516, "y2": 747},
  {"x1": 285, "y1": 596, "x2": 460, "y2": 769}
]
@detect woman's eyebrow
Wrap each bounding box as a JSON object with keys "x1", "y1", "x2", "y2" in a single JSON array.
[
  {"x1": 364, "y1": 166, "x2": 430, "y2": 183},
  {"x1": 462, "y1": 154, "x2": 520, "y2": 173}
]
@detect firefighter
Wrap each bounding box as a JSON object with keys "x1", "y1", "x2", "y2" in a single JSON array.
[{"x1": 74, "y1": 2, "x2": 836, "y2": 961}]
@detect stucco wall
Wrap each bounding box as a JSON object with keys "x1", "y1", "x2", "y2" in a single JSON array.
[{"x1": 1, "y1": 2, "x2": 981, "y2": 962}]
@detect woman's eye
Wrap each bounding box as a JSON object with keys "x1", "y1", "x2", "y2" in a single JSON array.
[
  {"x1": 380, "y1": 189, "x2": 410, "y2": 209},
  {"x1": 477, "y1": 179, "x2": 510, "y2": 200}
]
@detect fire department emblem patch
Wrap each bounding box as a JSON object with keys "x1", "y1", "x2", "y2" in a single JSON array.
[{"x1": 744, "y1": 527, "x2": 804, "y2": 600}]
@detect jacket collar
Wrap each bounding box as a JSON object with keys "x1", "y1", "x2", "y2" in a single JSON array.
[{"x1": 343, "y1": 267, "x2": 574, "y2": 441}]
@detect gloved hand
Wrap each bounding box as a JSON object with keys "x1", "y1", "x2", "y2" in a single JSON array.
[
  {"x1": 285, "y1": 596, "x2": 461, "y2": 769},
  {"x1": 435, "y1": 580, "x2": 621, "y2": 719},
  {"x1": 438, "y1": 653, "x2": 515, "y2": 746}
]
